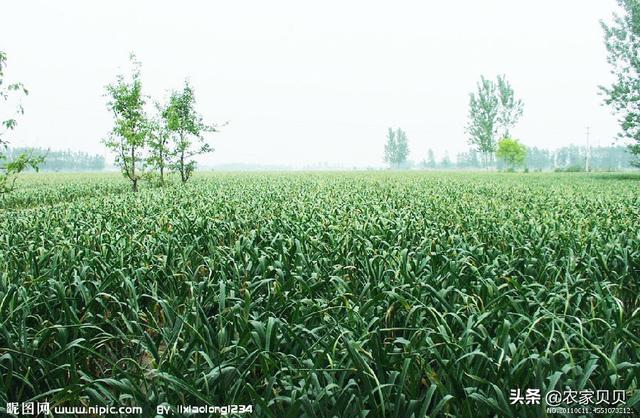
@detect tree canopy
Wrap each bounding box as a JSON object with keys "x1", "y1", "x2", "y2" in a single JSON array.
[
  {"x1": 162, "y1": 80, "x2": 217, "y2": 183},
  {"x1": 0, "y1": 51, "x2": 44, "y2": 194},
  {"x1": 496, "y1": 138, "x2": 527, "y2": 170},
  {"x1": 103, "y1": 54, "x2": 148, "y2": 192},
  {"x1": 601, "y1": 0, "x2": 640, "y2": 166},
  {"x1": 466, "y1": 75, "x2": 523, "y2": 168},
  {"x1": 384, "y1": 127, "x2": 410, "y2": 169}
]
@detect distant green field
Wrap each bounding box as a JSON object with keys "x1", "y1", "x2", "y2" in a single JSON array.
[{"x1": 1, "y1": 172, "x2": 639, "y2": 416}]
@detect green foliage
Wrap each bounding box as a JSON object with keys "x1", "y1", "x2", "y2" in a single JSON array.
[
  {"x1": 0, "y1": 51, "x2": 28, "y2": 143},
  {"x1": 419, "y1": 149, "x2": 437, "y2": 169},
  {"x1": 6, "y1": 147, "x2": 105, "y2": 171},
  {"x1": 555, "y1": 165, "x2": 586, "y2": 173},
  {"x1": 496, "y1": 138, "x2": 527, "y2": 170},
  {"x1": 601, "y1": 0, "x2": 640, "y2": 166},
  {"x1": 104, "y1": 57, "x2": 221, "y2": 189},
  {"x1": 466, "y1": 75, "x2": 523, "y2": 168},
  {"x1": 162, "y1": 80, "x2": 217, "y2": 183},
  {"x1": 0, "y1": 172, "x2": 638, "y2": 416},
  {"x1": 383, "y1": 127, "x2": 410, "y2": 168},
  {"x1": 439, "y1": 150, "x2": 453, "y2": 169},
  {"x1": 456, "y1": 149, "x2": 481, "y2": 169},
  {"x1": 0, "y1": 151, "x2": 44, "y2": 193},
  {"x1": 496, "y1": 76, "x2": 524, "y2": 139},
  {"x1": 426, "y1": 148, "x2": 436, "y2": 168},
  {"x1": 103, "y1": 54, "x2": 148, "y2": 192},
  {"x1": 527, "y1": 145, "x2": 635, "y2": 171},
  {"x1": 0, "y1": 51, "x2": 43, "y2": 194},
  {"x1": 146, "y1": 105, "x2": 171, "y2": 185},
  {"x1": 466, "y1": 76, "x2": 499, "y2": 167}
]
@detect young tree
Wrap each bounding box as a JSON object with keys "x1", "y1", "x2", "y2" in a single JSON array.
[
  {"x1": 468, "y1": 149, "x2": 481, "y2": 168},
  {"x1": 163, "y1": 80, "x2": 217, "y2": 183},
  {"x1": 496, "y1": 75, "x2": 524, "y2": 139},
  {"x1": 384, "y1": 127, "x2": 397, "y2": 167},
  {"x1": 103, "y1": 54, "x2": 148, "y2": 192},
  {"x1": 456, "y1": 150, "x2": 481, "y2": 169},
  {"x1": 394, "y1": 128, "x2": 409, "y2": 167},
  {"x1": 383, "y1": 127, "x2": 410, "y2": 168},
  {"x1": 439, "y1": 151, "x2": 452, "y2": 169},
  {"x1": 601, "y1": 0, "x2": 640, "y2": 165},
  {"x1": 0, "y1": 51, "x2": 43, "y2": 194},
  {"x1": 426, "y1": 148, "x2": 436, "y2": 168},
  {"x1": 466, "y1": 75, "x2": 523, "y2": 168},
  {"x1": 146, "y1": 105, "x2": 171, "y2": 185},
  {"x1": 466, "y1": 76, "x2": 499, "y2": 168},
  {"x1": 496, "y1": 138, "x2": 527, "y2": 170},
  {"x1": 439, "y1": 150, "x2": 453, "y2": 169}
]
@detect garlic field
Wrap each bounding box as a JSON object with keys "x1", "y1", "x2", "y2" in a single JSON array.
[{"x1": 1, "y1": 172, "x2": 639, "y2": 417}]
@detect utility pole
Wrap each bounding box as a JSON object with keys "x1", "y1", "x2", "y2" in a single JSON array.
[{"x1": 585, "y1": 126, "x2": 590, "y2": 172}]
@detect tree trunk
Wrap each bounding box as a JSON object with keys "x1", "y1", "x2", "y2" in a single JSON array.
[
  {"x1": 180, "y1": 150, "x2": 186, "y2": 183},
  {"x1": 130, "y1": 146, "x2": 138, "y2": 192},
  {"x1": 159, "y1": 144, "x2": 166, "y2": 186}
]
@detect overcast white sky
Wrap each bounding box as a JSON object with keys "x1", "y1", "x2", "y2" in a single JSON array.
[{"x1": 0, "y1": 0, "x2": 622, "y2": 167}]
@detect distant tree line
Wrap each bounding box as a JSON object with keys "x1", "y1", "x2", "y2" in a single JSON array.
[
  {"x1": 417, "y1": 145, "x2": 635, "y2": 171},
  {"x1": 524, "y1": 145, "x2": 634, "y2": 171},
  {"x1": 5, "y1": 147, "x2": 105, "y2": 171}
]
